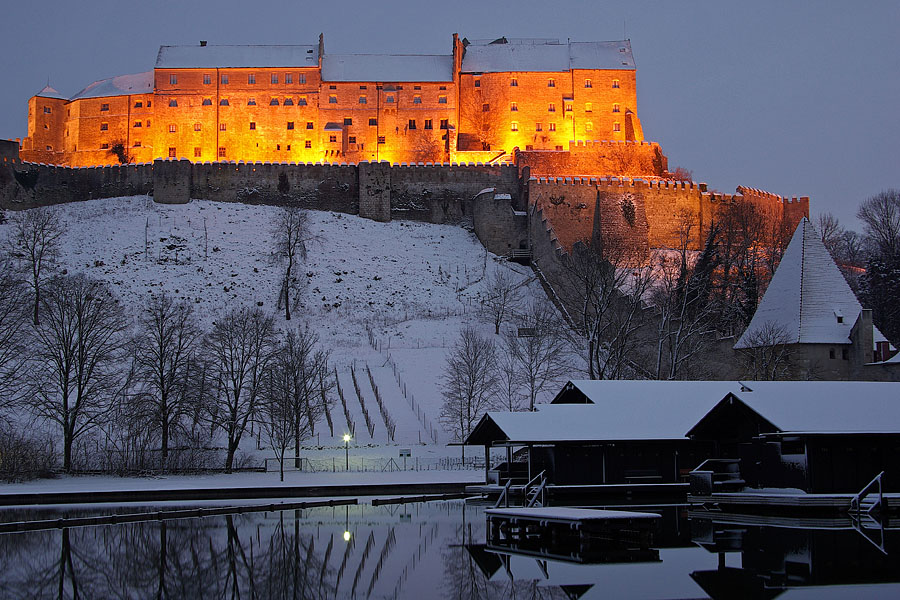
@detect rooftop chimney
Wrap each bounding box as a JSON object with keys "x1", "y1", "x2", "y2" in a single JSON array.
[{"x1": 200, "y1": 40, "x2": 207, "y2": 47}]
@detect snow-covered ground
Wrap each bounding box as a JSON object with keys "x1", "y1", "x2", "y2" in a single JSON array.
[{"x1": 1, "y1": 197, "x2": 568, "y2": 474}]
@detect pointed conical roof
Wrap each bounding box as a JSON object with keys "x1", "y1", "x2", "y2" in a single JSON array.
[
  {"x1": 735, "y1": 218, "x2": 884, "y2": 348},
  {"x1": 35, "y1": 85, "x2": 66, "y2": 100}
]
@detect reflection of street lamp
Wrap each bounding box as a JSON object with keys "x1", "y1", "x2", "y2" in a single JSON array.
[
  {"x1": 343, "y1": 504, "x2": 351, "y2": 542},
  {"x1": 343, "y1": 530, "x2": 351, "y2": 542},
  {"x1": 343, "y1": 434, "x2": 351, "y2": 470}
]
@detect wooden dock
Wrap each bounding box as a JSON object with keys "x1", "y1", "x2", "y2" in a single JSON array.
[
  {"x1": 466, "y1": 482, "x2": 689, "y2": 504},
  {"x1": 689, "y1": 491, "x2": 900, "y2": 514},
  {"x1": 485, "y1": 507, "x2": 660, "y2": 563}
]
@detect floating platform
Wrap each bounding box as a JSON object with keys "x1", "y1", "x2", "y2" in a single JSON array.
[
  {"x1": 689, "y1": 491, "x2": 900, "y2": 515},
  {"x1": 466, "y1": 482, "x2": 689, "y2": 504},
  {"x1": 485, "y1": 507, "x2": 660, "y2": 563}
]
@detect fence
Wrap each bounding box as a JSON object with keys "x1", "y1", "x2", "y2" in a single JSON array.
[{"x1": 265, "y1": 455, "x2": 484, "y2": 473}]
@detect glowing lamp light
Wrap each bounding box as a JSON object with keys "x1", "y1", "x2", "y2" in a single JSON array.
[
  {"x1": 343, "y1": 434, "x2": 351, "y2": 443},
  {"x1": 343, "y1": 530, "x2": 351, "y2": 542}
]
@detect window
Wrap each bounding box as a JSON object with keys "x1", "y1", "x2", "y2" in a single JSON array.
[
  {"x1": 134, "y1": 101, "x2": 142, "y2": 108},
  {"x1": 329, "y1": 85, "x2": 337, "y2": 90},
  {"x1": 510, "y1": 102, "x2": 518, "y2": 112},
  {"x1": 525, "y1": 145, "x2": 533, "y2": 150},
  {"x1": 549, "y1": 123, "x2": 556, "y2": 131},
  {"x1": 585, "y1": 122, "x2": 593, "y2": 131},
  {"x1": 298, "y1": 74, "x2": 306, "y2": 84},
  {"x1": 510, "y1": 77, "x2": 518, "y2": 87},
  {"x1": 439, "y1": 85, "x2": 446, "y2": 90},
  {"x1": 285, "y1": 73, "x2": 293, "y2": 84},
  {"x1": 385, "y1": 95, "x2": 395, "y2": 103},
  {"x1": 219, "y1": 123, "x2": 226, "y2": 131},
  {"x1": 283, "y1": 98, "x2": 293, "y2": 106},
  {"x1": 203, "y1": 74, "x2": 211, "y2": 85},
  {"x1": 133, "y1": 141, "x2": 142, "y2": 147},
  {"x1": 247, "y1": 98, "x2": 257, "y2": 106},
  {"x1": 307, "y1": 122, "x2": 314, "y2": 129},
  {"x1": 359, "y1": 96, "x2": 367, "y2": 104},
  {"x1": 613, "y1": 103, "x2": 620, "y2": 113},
  {"x1": 270, "y1": 98, "x2": 279, "y2": 106},
  {"x1": 535, "y1": 122, "x2": 542, "y2": 131},
  {"x1": 168, "y1": 147, "x2": 176, "y2": 158},
  {"x1": 287, "y1": 121, "x2": 294, "y2": 130},
  {"x1": 474, "y1": 78, "x2": 481, "y2": 88},
  {"x1": 221, "y1": 74, "x2": 229, "y2": 84},
  {"x1": 329, "y1": 95, "x2": 337, "y2": 104},
  {"x1": 439, "y1": 119, "x2": 448, "y2": 129},
  {"x1": 842, "y1": 347, "x2": 849, "y2": 360},
  {"x1": 219, "y1": 99, "x2": 229, "y2": 106},
  {"x1": 612, "y1": 79, "x2": 620, "y2": 88},
  {"x1": 369, "y1": 118, "x2": 377, "y2": 126},
  {"x1": 101, "y1": 103, "x2": 109, "y2": 111},
  {"x1": 565, "y1": 103, "x2": 572, "y2": 112},
  {"x1": 304, "y1": 140, "x2": 311, "y2": 148},
  {"x1": 555, "y1": 145, "x2": 563, "y2": 150},
  {"x1": 378, "y1": 136, "x2": 386, "y2": 144},
  {"x1": 193, "y1": 123, "x2": 201, "y2": 131},
  {"x1": 134, "y1": 121, "x2": 142, "y2": 128},
  {"x1": 584, "y1": 78, "x2": 592, "y2": 88},
  {"x1": 147, "y1": 100, "x2": 152, "y2": 107},
  {"x1": 298, "y1": 96, "x2": 307, "y2": 105},
  {"x1": 147, "y1": 120, "x2": 151, "y2": 127},
  {"x1": 829, "y1": 348, "x2": 836, "y2": 359},
  {"x1": 276, "y1": 144, "x2": 280, "y2": 150},
  {"x1": 202, "y1": 98, "x2": 212, "y2": 105},
  {"x1": 99, "y1": 122, "x2": 108, "y2": 131},
  {"x1": 249, "y1": 122, "x2": 256, "y2": 130},
  {"x1": 438, "y1": 95, "x2": 447, "y2": 104},
  {"x1": 413, "y1": 95, "x2": 422, "y2": 104},
  {"x1": 548, "y1": 103, "x2": 555, "y2": 112},
  {"x1": 348, "y1": 136, "x2": 356, "y2": 143},
  {"x1": 424, "y1": 119, "x2": 433, "y2": 129},
  {"x1": 510, "y1": 122, "x2": 518, "y2": 132},
  {"x1": 248, "y1": 74, "x2": 256, "y2": 84},
  {"x1": 170, "y1": 74, "x2": 177, "y2": 85},
  {"x1": 613, "y1": 122, "x2": 620, "y2": 132},
  {"x1": 169, "y1": 99, "x2": 178, "y2": 107},
  {"x1": 408, "y1": 119, "x2": 416, "y2": 130},
  {"x1": 43, "y1": 106, "x2": 51, "y2": 114},
  {"x1": 414, "y1": 85, "x2": 421, "y2": 90},
  {"x1": 218, "y1": 147, "x2": 226, "y2": 158},
  {"x1": 482, "y1": 103, "x2": 490, "y2": 112},
  {"x1": 329, "y1": 135, "x2": 337, "y2": 142},
  {"x1": 548, "y1": 78, "x2": 555, "y2": 87},
  {"x1": 343, "y1": 117, "x2": 352, "y2": 125},
  {"x1": 194, "y1": 147, "x2": 201, "y2": 157},
  {"x1": 585, "y1": 102, "x2": 592, "y2": 112},
  {"x1": 271, "y1": 74, "x2": 278, "y2": 84},
  {"x1": 100, "y1": 143, "x2": 109, "y2": 149},
  {"x1": 46, "y1": 145, "x2": 53, "y2": 151}
]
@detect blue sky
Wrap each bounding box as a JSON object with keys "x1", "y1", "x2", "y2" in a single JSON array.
[{"x1": 1, "y1": 0, "x2": 897, "y2": 228}]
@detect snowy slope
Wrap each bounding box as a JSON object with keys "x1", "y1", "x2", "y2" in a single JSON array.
[{"x1": 0, "y1": 197, "x2": 554, "y2": 455}]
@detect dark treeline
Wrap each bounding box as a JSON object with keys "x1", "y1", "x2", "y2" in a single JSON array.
[{"x1": 0, "y1": 206, "x2": 332, "y2": 481}]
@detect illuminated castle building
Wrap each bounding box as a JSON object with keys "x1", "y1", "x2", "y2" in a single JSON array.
[{"x1": 20, "y1": 35, "x2": 644, "y2": 167}]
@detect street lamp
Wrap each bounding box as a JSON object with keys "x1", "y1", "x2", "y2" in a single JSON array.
[{"x1": 343, "y1": 434, "x2": 351, "y2": 470}]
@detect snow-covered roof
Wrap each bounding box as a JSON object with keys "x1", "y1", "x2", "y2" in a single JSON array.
[
  {"x1": 690, "y1": 381, "x2": 900, "y2": 436},
  {"x1": 323, "y1": 122, "x2": 343, "y2": 131},
  {"x1": 467, "y1": 385, "x2": 734, "y2": 444},
  {"x1": 34, "y1": 85, "x2": 66, "y2": 100},
  {"x1": 156, "y1": 45, "x2": 319, "y2": 69},
  {"x1": 552, "y1": 379, "x2": 741, "y2": 405},
  {"x1": 69, "y1": 71, "x2": 154, "y2": 100},
  {"x1": 735, "y1": 218, "x2": 886, "y2": 349},
  {"x1": 322, "y1": 54, "x2": 454, "y2": 82},
  {"x1": 461, "y1": 39, "x2": 634, "y2": 73}
]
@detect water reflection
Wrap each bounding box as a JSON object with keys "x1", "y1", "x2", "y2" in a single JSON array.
[{"x1": 0, "y1": 502, "x2": 897, "y2": 599}]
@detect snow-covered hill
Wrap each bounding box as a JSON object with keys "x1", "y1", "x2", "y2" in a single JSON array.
[{"x1": 1, "y1": 197, "x2": 557, "y2": 458}]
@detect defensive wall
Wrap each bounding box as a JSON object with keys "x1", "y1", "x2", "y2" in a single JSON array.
[
  {"x1": 516, "y1": 140, "x2": 668, "y2": 179},
  {"x1": 528, "y1": 176, "x2": 809, "y2": 252}
]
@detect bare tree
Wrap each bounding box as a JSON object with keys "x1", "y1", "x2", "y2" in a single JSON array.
[
  {"x1": 7, "y1": 207, "x2": 66, "y2": 325},
  {"x1": 260, "y1": 323, "x2": 332, "y2": 480},
  {"x1": 204, "y1": 307, "x2": 277, "y2": 472},
  {"x1": 493, "y1": 344, "x2": 525, "y2": 412},
  {"x1": 478, "y1": 268, "x2": 521, "y2": 335},
  {"x1": 271, "y1": 207, "x2": 311, "y2": 321},
  {"x1": 505, "y1": 301, "x2": 569, "y2": 410},
  {"x1": 558, "y1": 236, "x2": 653, "y2": 380},
  {"x1": 440, "y1": 327, "x2": 497, "y2": 458},
  {"x1": 128, "y1": 294, "x2": 203, "y2": 470},
  {"x1": 29, "y1": 275, "x2": 127, "y2": 472},
  {"x1": 816, "y1": 212, "x2": 843, "y2": 258},
  {"x1": 458, "y1": 83, "x2": 505, "y2": 151},
  {"x1": 857, "y1": 189, "x2": 900, "y2": 258},
  {"x1": 0, "y1": 257, "x2": 29, "y2": 410},
  {"x1": 737, "y1": 321, "x2": 797, "y2": 380}
]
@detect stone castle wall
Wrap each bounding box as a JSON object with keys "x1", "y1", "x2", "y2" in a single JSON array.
[{"x1": 517, "y1": 140, "x2": 667, "y2": 178}]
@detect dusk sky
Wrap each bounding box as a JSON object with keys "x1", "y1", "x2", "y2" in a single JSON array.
[{"x1": 1, "y1": 0, "x2": 896, "y2": 228}]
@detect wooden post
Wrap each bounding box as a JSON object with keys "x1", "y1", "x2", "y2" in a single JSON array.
[{"x1": 484, "y1": 445, "x2": 490, "y2": 482}]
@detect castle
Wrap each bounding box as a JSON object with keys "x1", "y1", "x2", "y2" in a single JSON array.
[{"x1": 20, "y1": 35, "x2": 645, "y2": 167}]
